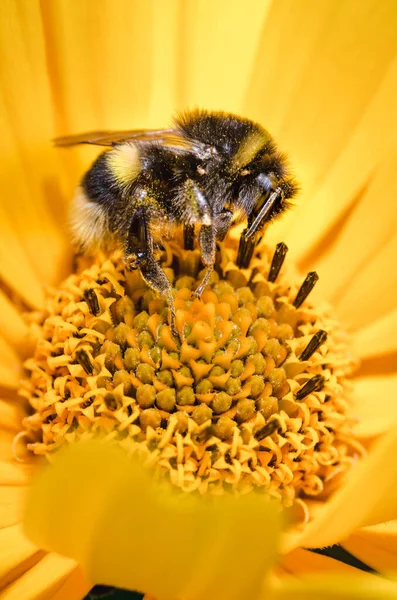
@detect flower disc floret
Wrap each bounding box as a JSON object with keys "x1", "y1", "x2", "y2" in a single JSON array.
[{"x1": 19, "y1": 241, "x2": 363, "y2": 515}]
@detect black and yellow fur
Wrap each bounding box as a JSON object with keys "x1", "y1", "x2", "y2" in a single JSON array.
[{"x1": 56, "y1": 109, "x2": 299, "y2": 333}]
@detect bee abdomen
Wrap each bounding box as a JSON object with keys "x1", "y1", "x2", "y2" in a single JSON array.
[
  {"x1": 70, "y1": 186, "x2": 110, "y2": 251},
  {"x1": 71, "y1": 144, "x2": 143, "y2": 251}
]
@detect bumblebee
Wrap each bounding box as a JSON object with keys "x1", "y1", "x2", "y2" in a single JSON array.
[{"x1": 56, "y1": 109, "x2": 298, "y2": 332}]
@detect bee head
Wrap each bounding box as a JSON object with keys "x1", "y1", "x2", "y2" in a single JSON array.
[{"x1": 231, "y1": 149, "x2": 299, "y2": 224}]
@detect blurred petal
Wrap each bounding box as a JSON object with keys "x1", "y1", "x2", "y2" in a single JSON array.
[
  {"x1": 0, "y1": 401, "x2": 23, "y2": 433},
  {"x1": 335, "y1": 232, "x2": 397, "y2": 330},
  {"x1": 0, "y1": 291, "x2": 29, "y2": 353},
  {"x1": 0, "y1": 0, "x2": 69, "y2": 286},
  {"x1": 44, "y1": 562, "x2": 90, "y2": 600},
  {"x1": 347, "y1": 375, "x2": 397, "y2": 438},
  {"x1": 0, "y1": 462, "x2": 30, "y2": 486},
  {"x1": 279, "y1": 548, "x2": 377, "y2": 579},
  {"x1": 0, "y1": 206, "x2": 44, "y2": 309},
  {"x1": 40, "y1": 0, "x2": 270, "y2": 133},
  {"x1": 262, "y1": 13, "x2": 397, "y2": 251},
  {"x1": 245, "y1": 0, "x2": 337, "y2": 135},
  {"x1": 352, "y1": 309, "x2": 397, "y2": 359},
  {"x1": 271, "y1": 576, "x2": 397, "y2": 600},
  {"x1": 0, "y1": 524, "x2": 44, "y2": 591},
  {"x1": 0, "y1": 554, "x2": 89, "y2": 600},
  {"x1": 25, "y1": 439, "x2": 281, "y2": 600},
  {"x1": 0, "y1": 93, "x2": 66, "y2": 287},
  {"x1": 177, "y1": 0, "x2": 270, "y2": 114},
  {"x1": 0, "y1": 433, "x2": 15, "y2": 463},
  {"x1": 41, "y1": 0, "x2": 155, "y2": 133},
  {"x1": 0, "y1": 338, "x2": 21, "y2": 389},
  {"x1": 0, "y1": 486, "x2": 27, "y2": 529},
  {"x1": 343, "y1": 521, "x2": 397, "y2": 574},
  {"x1": 307, "y1": 150, "x2": 397, "y2": 314},
  {"x1": 282, "y1": 420, "x2": 397, "y2": 551}
]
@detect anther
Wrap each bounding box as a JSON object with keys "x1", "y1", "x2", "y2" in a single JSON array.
[
  {"x1": 255, "y1": 420, "x2": 280, "y2": 441},
  {"x1": 300, "y1": 330, "x2": 328, "y2": 361},
  {"x1": 43, "y1": 413, "x2": 57, "y2": 424},
  {"x1": 83, "y1": 289, "x2": 100, "y2": 316},
  {"x1": 268, "y1": 242, "x2": 288, "y2": 282},
  {"x1": 81, "y1": 397, "x2": 94, "y2": 409},
  {"x1": 237, "y1": 231, "x2": 259, "y2": 268},
  {"x1": 293, "y1": 271, "x2": 319, "y2": 308},
  {"x1": 295, "y1": 375, "x2": 325, "y2": 401},
  {"x1": 75, "y1": 349, "x2": 94, "y2": 374}
]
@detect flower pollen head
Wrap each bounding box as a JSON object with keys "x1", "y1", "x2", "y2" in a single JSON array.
[{"x1": 19, "y1": 237, "x2": 364, "y2": 523}]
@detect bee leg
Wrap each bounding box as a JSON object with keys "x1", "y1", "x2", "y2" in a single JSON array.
[
  {"x1": 214, "y1": 209, "x2": 233, "y2": 242},
  {"x1": 236, "y1": 188, "x2": 282, "y2": 268},
  {"x1": 125, "y1": 211, "x2": 177, "y2": 336},
  {"x1": 137, "y1": 253, "x2": 177, "y2": 336},
  {"x1": 195, "y1": 225, "x2": 216, "y2": 297}
]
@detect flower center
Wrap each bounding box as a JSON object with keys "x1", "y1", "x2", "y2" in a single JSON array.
[{"x1": 18, "y1": 238, "x2": 363, "y2": 518}]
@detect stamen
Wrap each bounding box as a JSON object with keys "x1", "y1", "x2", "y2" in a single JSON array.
[
  {"x1": 255, "y1": 420, "x2": 280, "y2": 441},
  {"x1": 83, "y1": 288, "x2": 100, "y2": 315},
  {"x1": 295, "y1": 375, "x2": 325, "y2": 401},
  {"x1": 236, "y1": 231, "x2": 259, "y2": 268},
  {"x1": 268, "y1": 242, "x2": 288, "y2": 282},
  {"x1": 75, "y1": 349, "x2": 94, "y2": 374},
  {"x1": 43, "y1": 413, "x2": 56, "y2": 424},
  {"x1": 300, "y1": 330, "x2": 328, "y2": 361},
  {"x1": 293, "y1": 271, "x2": 319, "y2": 308}
]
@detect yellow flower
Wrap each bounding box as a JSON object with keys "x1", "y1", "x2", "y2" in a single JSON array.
[{"x1": 1, "y1": 0, "x2": 397, "y2": 599}]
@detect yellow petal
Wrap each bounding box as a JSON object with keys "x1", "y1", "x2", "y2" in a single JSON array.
[
  {"x1": 0, "y1": 432, "x2": 18, "y2": 462},
  {"x1": 0, "y1": 401, "x2": 23, "y2": 433},
  {"x1": 304, "y1": 150, "x2": 397, "y2": 314},
  {"x1": 0, "y1": 291, "x2": 29, "y2": 353},
  {"x1": 347, "y1": 375, "x2": 397, "y2": 438},
  {"x1": 282, "y1": 419, "x2": 397, "y2": 551},
  {"x1": 43, "y1": 563, "x2": 90, "y2": 600},
  {"x1": 0, "y1": 553, "x2": 89, "y2": 600},
  {"x1": 335, "y1": 232, "x2": 397, "y2": 330},
  {"x1": 279, "y1": 548, "x2": 377, "y2": 580},
  {"x1": 269, "y1": 54, "x2": 397, "y2": 268},
  {"x1": 271, "y1": 575, "x2": 397, "y2": 600},
  {"x1": 0, "y1": 462, "x2": 31, "y2": 486},
  {"x1": 41, "y1": 0, "x2": 154, "y2": 133},
  {"x1": 0, "y1": 208, "x2": 44, "y2": 309},
  {"x1": 25, "y1": 439, "x2": 281, "y2": 599},
  {"x1": 245, "y1": 0, "x2": 336, "y2": 135},
  {"x1": 0, "y1": 337, "x2": 22, "y2": 389},
  {"x1": 141, "y1": 1, "x2": 181, "y2": 122},
  {"x1": 0, "y1": 524, "x2": 43, "y2": 590},
  {"x1": 0, "y1": 486, "x2": 27, "y2": 529},
  {"x1": 352, "y1": 309, "x2": 397, "y2": 359},
  {"x1": 343, "y1": 521, "x2": 397, "y2": 575},
  {"x1": 0, "y1": 1, "x2": 69, "y2": 285},
  {"x1": 0, "y1": 96, "x2": 67, "y2": 288},
  {"x1": 177, "y1": 0, "x2": 270, "y2": 114}
]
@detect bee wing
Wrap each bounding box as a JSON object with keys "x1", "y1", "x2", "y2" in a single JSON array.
[{"x1": 54, "y1": 128, "x2": 193, "y2": 150}]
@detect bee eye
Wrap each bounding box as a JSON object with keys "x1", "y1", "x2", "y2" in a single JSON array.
[
  {"x1": 240, "y1": 169, "x2": 251, "y2": 176},
  {"x1": 197, "y1": 166, "x2": 206, "y2": 175}
]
